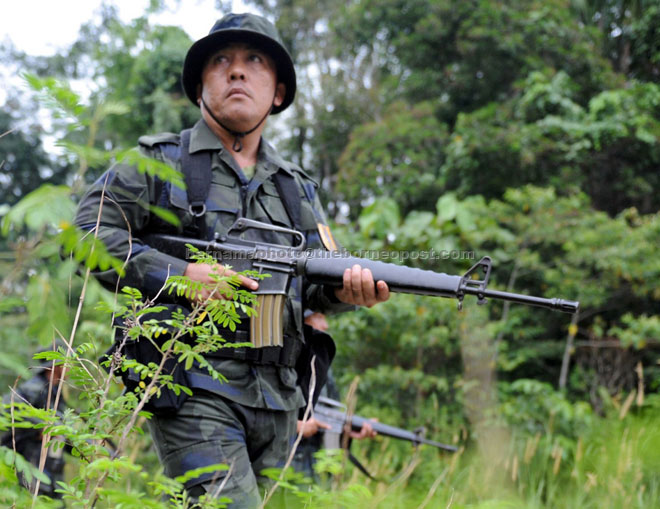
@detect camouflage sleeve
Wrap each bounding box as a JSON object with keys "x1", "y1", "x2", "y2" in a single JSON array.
[
  {"x1": 74, "y1": 150, "x2": 188, "y2": 297},
  {"x1": 294, "y1": 172, "x2": 356, "y2": 315}
]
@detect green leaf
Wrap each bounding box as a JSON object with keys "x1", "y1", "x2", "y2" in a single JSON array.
[
  {"x1": 455, "y1": 205, "x2": 477, "y2": 232},
  {"x1": 174, "y1": 463, "x2": 229, "y2": 484},
  {"x1": 1, "y1": 185, "x2": 75, "y2": 235},
  {"x1": 436, "y1": 193, "x2": 458, "y2": 223},
  {"x1": 358, "y1": 197, "x2": 400, "y2": 238},
  {"x1": 148, "y1": 204, "x2": 181, "y2": 227},
  {"x1": 0, "y1": 297, "x2": 24, "y2": 313}
]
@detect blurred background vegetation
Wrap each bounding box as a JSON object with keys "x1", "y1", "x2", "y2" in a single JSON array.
[{"x1": 1, "y1": 0, "x2": 660, "y2": 506}]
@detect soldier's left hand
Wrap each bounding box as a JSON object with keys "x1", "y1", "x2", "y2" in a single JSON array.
[
  {"x1": 349, "y1": 419, "x2": 378, "y2": 440},
  {"x1": 334, "y1": 265, "x2": 390, "y2": 307}
]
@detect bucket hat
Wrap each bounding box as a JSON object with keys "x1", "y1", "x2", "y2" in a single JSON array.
[{"x1": 182, "y1": 13, "x2": 296, "y2": 114}]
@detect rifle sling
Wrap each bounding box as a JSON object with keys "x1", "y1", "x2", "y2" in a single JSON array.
[{"x1": 347, "y1": 449, "x2": 379, "y2": 480}]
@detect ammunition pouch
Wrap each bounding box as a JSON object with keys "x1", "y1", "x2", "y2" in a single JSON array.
[
  {"x1": 296, "y1": 324, "x2": 336, "y2": 414},
  {"x1": 105, "y1": 305, "x2": 308, "y2": 414},
  {"x1": 103, "y1": 304, "x2": 192, "y2": 415}
]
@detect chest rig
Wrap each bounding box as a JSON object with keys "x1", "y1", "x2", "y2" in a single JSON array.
[{"x1": 155, "y1": 128, "x2": 305, "y2": 355}]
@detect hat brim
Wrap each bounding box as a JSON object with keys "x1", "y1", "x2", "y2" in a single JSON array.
[{"x1": 182, "y1": 29, "x2": 296, "y2": 115}]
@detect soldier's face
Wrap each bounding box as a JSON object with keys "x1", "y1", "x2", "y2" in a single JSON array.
[
  {"x1": 199, "y1": 43, "x2": 285, "y2": 131},
  {"x1": 46, "y1": 365, "x2": 65, "y2": 384}
]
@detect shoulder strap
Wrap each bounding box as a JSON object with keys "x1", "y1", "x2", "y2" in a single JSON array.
[
  {"x1": 179, "y1": 129, "x2": 213, "y2": 238},
  {"x1": 273, "y1": 171, "x2": 302, "y2": 231},
  {"x1": 180, "y1": 129, "x2": 212, "y2": 218}
]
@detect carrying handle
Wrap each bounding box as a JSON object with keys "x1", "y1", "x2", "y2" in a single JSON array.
[{"x1": 227, "y1": 218, "x2": 306, "y2": 250}]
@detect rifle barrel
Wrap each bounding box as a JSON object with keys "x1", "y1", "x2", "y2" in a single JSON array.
[
  {"x1": 349, "y1": 414, "x2": 458, "y2": 452},
  {"x1": 302, "y1": 254, "x2": 578, "y2": 313},
  {"x1": 314, "y1": 399, "x2": 458, "y2": 453},
  {"x1": 463, "y1": 287, "x2": 580, "y2": 313}
]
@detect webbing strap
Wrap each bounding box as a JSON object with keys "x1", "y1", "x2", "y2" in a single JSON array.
[
  {"x1": 177, "y1": 130, "x2": 304, "y2": 239},
  {"x1": 273, "y1": 171, "x2": 302, "y2": 231},
  {"x1": 180, "y1": 129, "x2": 212, "y2": 228}
]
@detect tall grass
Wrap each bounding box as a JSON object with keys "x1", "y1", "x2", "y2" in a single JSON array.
[{"x1": 285, "y1": 400, "x2": 660, "y2": 509}]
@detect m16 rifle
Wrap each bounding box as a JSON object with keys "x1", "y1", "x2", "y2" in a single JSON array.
[
  {"x1": 143, "y1": 218, "x2": 579, "y2": 346},
  {"x1": 313, "y1": 396, "x2": 457, "y2": 452},
  {"x1": 143, "y1": 218, "x2": 579, "y2": 407}
]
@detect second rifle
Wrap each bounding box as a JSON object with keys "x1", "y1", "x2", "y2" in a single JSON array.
[{"x1": 313, "y1": 396, "x2": 457, "y2": 452}]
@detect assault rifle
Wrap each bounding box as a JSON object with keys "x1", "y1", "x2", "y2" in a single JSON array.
[
  {"x1": 313, "y1": 396, "x2": 458, "y2": 452},
  {"x1": 143, "y1": 218, "x2": 580, "y2": 344}
]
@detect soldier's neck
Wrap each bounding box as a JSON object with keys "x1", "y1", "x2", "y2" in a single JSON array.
[
  {"x1": 201, "y1": 108, "x2": 264, "y2": 169},
  {"x1": 210, "y1": 122, "x2": 262, "y2": 168},
  {"x1": 229, "y1": 138, "x2": 260, "y2": 169}
]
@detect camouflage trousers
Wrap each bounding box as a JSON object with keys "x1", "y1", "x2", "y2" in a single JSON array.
[{"x1": 147, "y1": 390, "x2": 297, "y2": 508}]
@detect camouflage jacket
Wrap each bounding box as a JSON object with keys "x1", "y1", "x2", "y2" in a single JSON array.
[{"x1": 75, "y1": 119, "x2": 350, "y2": 411}]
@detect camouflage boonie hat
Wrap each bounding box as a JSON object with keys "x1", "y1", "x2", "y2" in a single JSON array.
[{"x1": 182, "y1": 13, "x2": 297, "y2": 115}]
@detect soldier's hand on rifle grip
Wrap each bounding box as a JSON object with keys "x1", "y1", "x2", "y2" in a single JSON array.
[
  {"x1": 334, "y1": 264, "x2": 390, "y2": 308},
  {"x1": 183, "y1": 262, "x2": 259, "y2": 301}
]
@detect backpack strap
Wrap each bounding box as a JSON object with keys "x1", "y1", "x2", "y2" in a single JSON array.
[
  {"x1": 273, "y1": 171, "x2": 302, "y2": 231},
  {"x1": 179, "y1": 129, "x2": 213, "y2": 238}
]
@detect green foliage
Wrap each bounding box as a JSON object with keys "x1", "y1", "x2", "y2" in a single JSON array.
[
  {"x1": 442, "y1": 74, "x2": 660, "y2": 214},
  {"x1": 73, "y1": 11, "x2": 199, "y2": 149},
  {"x1": 338, "y1": 101, "x2": 449, "y2": 214},
  {"x1": 115, "y1": 148, "x2": 186, "y2": 189},
  {"x1": 499, "y1": 379, "x2": 594, "y2": 437},
  {"x1": 58, "y1": 223, "x2": 126, "y2": 276},
  {"x1": 329, "y1": 184, "x2": 660, "y2": 444},
  {"x1": 23, "y1": 74, "x2": 87, "y2": 123},
  {"x1": 609, "y1": 313, "x2": 660, "y2": 349},
  {"x1": 1, "y1": 60, "x2": 251, "y2": 507},
  {"x1": 333, "y1": 0, "x2": 615, "y2": 120},
  {"x1": 0, "y1": 261, "x2": 261, "y2": 507},
  {"x1": 0, "y1": 110, "x2": 55, "y2": 207},
  {"x1": 1, "y1": 185, "x2": 75, "y2": 235},
  {"x1": 629, "y1": 1, "x2": 660, "y2": 80}
]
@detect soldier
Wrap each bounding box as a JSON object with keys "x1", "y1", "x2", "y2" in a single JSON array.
[
  {"x1": 74, "y1": 12, "x2": 389, "y2": 507},
  {"x1": 294, "y1": 312, "x2": 376, "y2": 481},
  {"x1": 1, "y1": 348, "x2": 68, "y2": 499}
]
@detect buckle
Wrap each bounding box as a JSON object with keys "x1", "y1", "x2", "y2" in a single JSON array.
[{"x1": 188, "y1": 203, "x2": 207, "y2": 217}]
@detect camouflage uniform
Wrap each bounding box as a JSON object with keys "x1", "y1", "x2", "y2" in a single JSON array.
[
  {"x1": 1, "y1": 371, "x2": 68, "y2": 499},
  {"x1": 75, "y1": 119, "x2": 350, "y2": 505}
]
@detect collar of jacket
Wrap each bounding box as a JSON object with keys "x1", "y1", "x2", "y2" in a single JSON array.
[{"x1": 188, "y1": 118, "x2": 296, "y2": 180}]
